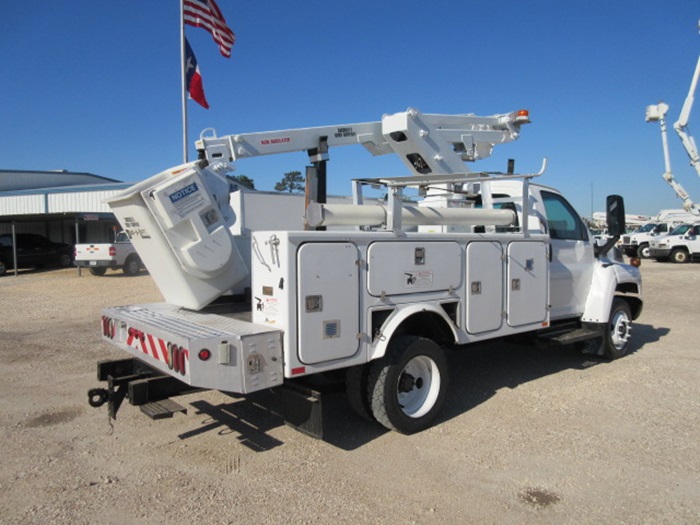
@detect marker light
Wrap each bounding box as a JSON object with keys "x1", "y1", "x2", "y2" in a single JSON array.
[
  {"x1": 515, "y1": 109, "x2": 531, "y2": 124},
  {"x1": 198, "y1": 348, "x2": 211, "y2": 361}
]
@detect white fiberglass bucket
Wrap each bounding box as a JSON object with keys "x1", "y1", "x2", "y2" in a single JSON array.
[{"x1": 107, "y1": 162, "x2": 249, "y2": 310}]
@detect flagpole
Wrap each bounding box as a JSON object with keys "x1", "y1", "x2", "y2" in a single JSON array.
[{"x1": 180, "y1": 0, "x2": 188, "y2": 163}]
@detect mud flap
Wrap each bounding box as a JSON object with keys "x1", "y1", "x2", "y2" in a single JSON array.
[{"x1": 278, "y1": 382, "x2": 323, "y2": 439}]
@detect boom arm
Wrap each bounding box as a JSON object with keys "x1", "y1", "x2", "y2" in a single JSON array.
[
  {"x1": 195, "y1": 108, "x2": 531, "y2": 177},
  {"x1": 673, "y1": 54, "x2": 700, "y2": 180},
  {"x1": 645, "y1": 103, "x2": 698, "y2": 213},
  {"x1": 645, "y1": 20, "x2": 700, "y2": 216}
]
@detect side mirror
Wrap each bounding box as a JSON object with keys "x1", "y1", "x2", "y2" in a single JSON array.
[
  {"x1": 606, "y1": 195, "x2": 626, "y2": 237},
  {"x1": 595, "y1": 195, "x2": 626, "y2": 258}
]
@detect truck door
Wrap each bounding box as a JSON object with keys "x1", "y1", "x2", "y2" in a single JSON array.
[{"x1": 540, "y1": 191, "x2": 594, "y2": 319}]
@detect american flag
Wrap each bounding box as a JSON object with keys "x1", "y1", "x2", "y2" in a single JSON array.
[{"x1": 183, "y1": 0, "x2": 235, "y2": 58}]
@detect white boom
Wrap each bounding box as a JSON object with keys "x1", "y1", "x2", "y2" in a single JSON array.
[{"x1": 195, "y1": 107, "x2": 531, "y2": 177}]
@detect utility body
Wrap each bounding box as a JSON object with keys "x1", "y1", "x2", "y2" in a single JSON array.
[
  {"x1": 89, "y1": 107, "x2": 642, "y2": 437},
  {"x1": 74, "y1": 231, "x2": 142, "y2": 276}
]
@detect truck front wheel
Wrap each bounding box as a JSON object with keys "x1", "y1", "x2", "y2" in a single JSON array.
[
  {"x1": 585, "y1": 298, "x2": 633, "y2": 360},
  {"x1": 368, "y1": 336, "x2": 448, "y2": 434},
  {"x1": 637, "y1": 243, "x2": 650, "y2": 259},
  {"x1": 670, "y1": 248, "x2": 689, "y2": 264}
]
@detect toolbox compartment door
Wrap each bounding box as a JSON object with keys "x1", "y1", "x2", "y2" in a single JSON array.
[
  {"x1": 506, "y1": 241, "x2": 548, "y2": 327},
  {"x1": 297, "y1": 242, "x2": 360, "y2": 365},
  {"x1": 465, "y1": 241, "x2": 504, "y2": 334}
]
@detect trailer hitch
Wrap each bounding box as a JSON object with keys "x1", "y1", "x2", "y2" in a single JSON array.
[
  {"x1": 87, "y1": 373, "x2": 136, "y2": 419},
  {"x1": 88, "y1": 358, "x2": 199, "y2": 420},
  {"x1": 87, "y1": 388, "x2": 110, "y2": 408}
]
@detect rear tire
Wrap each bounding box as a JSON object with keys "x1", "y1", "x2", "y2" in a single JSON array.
[
  {"x1": 123, "y1": 255, "x2": 141, "y2": 276},
  {"x1": 368, "y1": 336, "x2": 448, "y2": 434},
  {"x1": 345, "y1": 365, "x2": 375, "y2": 422},
  {"x1": 0, "y1": 259, "x2": 7, "y2": 276},
  {"x1": 58, "y1": 253, "x2": 73, "y2": 267},
  {"x1": 670, "y1": 248, "x2": 689, "y2": 264},
  {"x1": 89, "y1": 267, "x2": 107, "y2": 276}
]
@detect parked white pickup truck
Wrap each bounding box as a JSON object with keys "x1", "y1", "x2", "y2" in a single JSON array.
[{"x1": 74, "y1": 231, "x2": 143, "y2": 276}]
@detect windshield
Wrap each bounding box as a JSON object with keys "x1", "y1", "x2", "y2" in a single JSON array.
[
  {"x1": 669, "y1": 224, "x2": 691, "y2": 236},
  {"x1": 634, "y1": 223, "x2": 657, "y2": 233}
]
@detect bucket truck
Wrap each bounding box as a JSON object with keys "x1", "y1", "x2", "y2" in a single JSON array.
[{"x1": 87, "y1": 107, "x2": 642, "y2": 438}]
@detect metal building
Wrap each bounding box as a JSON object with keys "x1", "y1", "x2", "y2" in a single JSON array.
[{"x1": 0, "y1": 169, "x2": 132, "y2": 244}]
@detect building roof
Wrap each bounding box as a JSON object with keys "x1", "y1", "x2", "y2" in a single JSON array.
[{"x1": 0, "y1": 169, "x2": 121, "y2": 192}]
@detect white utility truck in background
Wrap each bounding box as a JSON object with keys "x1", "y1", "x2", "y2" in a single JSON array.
[
  {"x1": 88, "y1": 107, "x2": 642, "y2": 437},
  {"x1": 74, "y1": 231, "x2": 142, "y2": 276},
  {"x1": 649, "y1": 222, "x2": 700, "y2": 262},
  {"x1": 619, "y1": 209, "x2": 697, "y2": 258}
]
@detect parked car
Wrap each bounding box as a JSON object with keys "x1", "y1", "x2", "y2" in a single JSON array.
[{"x1": 0, "y1": 233, "x2": 73, "y2": 276}]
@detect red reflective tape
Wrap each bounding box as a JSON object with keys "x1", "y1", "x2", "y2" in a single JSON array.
[
  {"x1": 159, "y1": 339, "x2": 169, "y2": 366},
  {"x1": 291, "y1": 366, "x2": 305, "y2": 375},
  {"x1": 181, "y1": 349, "x2": 189, "y2": 375},
  {"x1": 146, "y1": 334, "x2": 159, "y2": 359}
]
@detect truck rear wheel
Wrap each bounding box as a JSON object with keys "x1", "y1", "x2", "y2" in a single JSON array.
[
  {"x1": 670, "y1": 248, "x2": 689, "y2": 264},
  {"x1": 368, "y1": 335, "x2": 448, "y2": 434},
  {"x1": 123, "y1": 255, "x2": 141, "y2": 276},
  {"x1": 345, "y1": 365, "x2": 375, "y2": 422},
  {"x1": 89, "y1": 267, "x2": 107, "y2": 276}
]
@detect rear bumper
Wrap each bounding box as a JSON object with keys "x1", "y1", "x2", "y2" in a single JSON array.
[
  {"x1": 100, "y1": 303, "x2": 284, "y2": 394},
  {"x1": 75, "y1": 260, "x2": 115, "y2": 268}
]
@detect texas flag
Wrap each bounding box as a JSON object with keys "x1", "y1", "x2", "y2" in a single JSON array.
[{"x1": 184, "y1": 38, "x2": 209, "y2": 109}]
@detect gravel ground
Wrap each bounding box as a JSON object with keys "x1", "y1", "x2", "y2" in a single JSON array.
[{"x1": 0, "y1": 261, "x2": 698, "y2": 524}]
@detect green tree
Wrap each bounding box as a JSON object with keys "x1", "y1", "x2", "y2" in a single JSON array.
[
  {"x1": 274, "y1": 171, "x2": 304, "y2": 193},
  {"x1": 228, "y1": 174, "x2": 255, "y2": 189}
]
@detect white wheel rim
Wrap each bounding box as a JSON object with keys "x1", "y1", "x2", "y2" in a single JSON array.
[
  {"x1": 610, "y1": 310, "x2": 631, "y2": 350},
  {"x1": 396, "y1": 355, "x2": 441, "y2": 418}
]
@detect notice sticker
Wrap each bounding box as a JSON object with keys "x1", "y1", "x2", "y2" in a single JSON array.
[{"x1": 168, "y1": 182, "x2": 206, "y2": 218}]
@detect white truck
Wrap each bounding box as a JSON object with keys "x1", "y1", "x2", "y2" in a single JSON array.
[
  {"x1": 87, "y1": 107, "x2": 643, "y2": 437},
  {"x1": 649, "y1": 222, "x2": 700, "y2": 263},
  {"x1": 618, "y1": 209, "x2": 697, "y2": 259},
  {"x1": 74, "y1": 231, "x2": 143, "y2": 276}
]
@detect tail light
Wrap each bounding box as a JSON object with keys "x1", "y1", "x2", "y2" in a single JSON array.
[{"x1": 109, "y1": 247, "x2": 116, "y2": 256}]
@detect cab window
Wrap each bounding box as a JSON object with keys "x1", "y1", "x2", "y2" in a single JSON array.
[{"x1": 541, "y1": 191, "x2": 587, "y2": 241}]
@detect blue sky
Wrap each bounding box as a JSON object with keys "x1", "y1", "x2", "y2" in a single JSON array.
[{"x1": 2, "y1": 1, "x2": 699, "y2": 217}]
